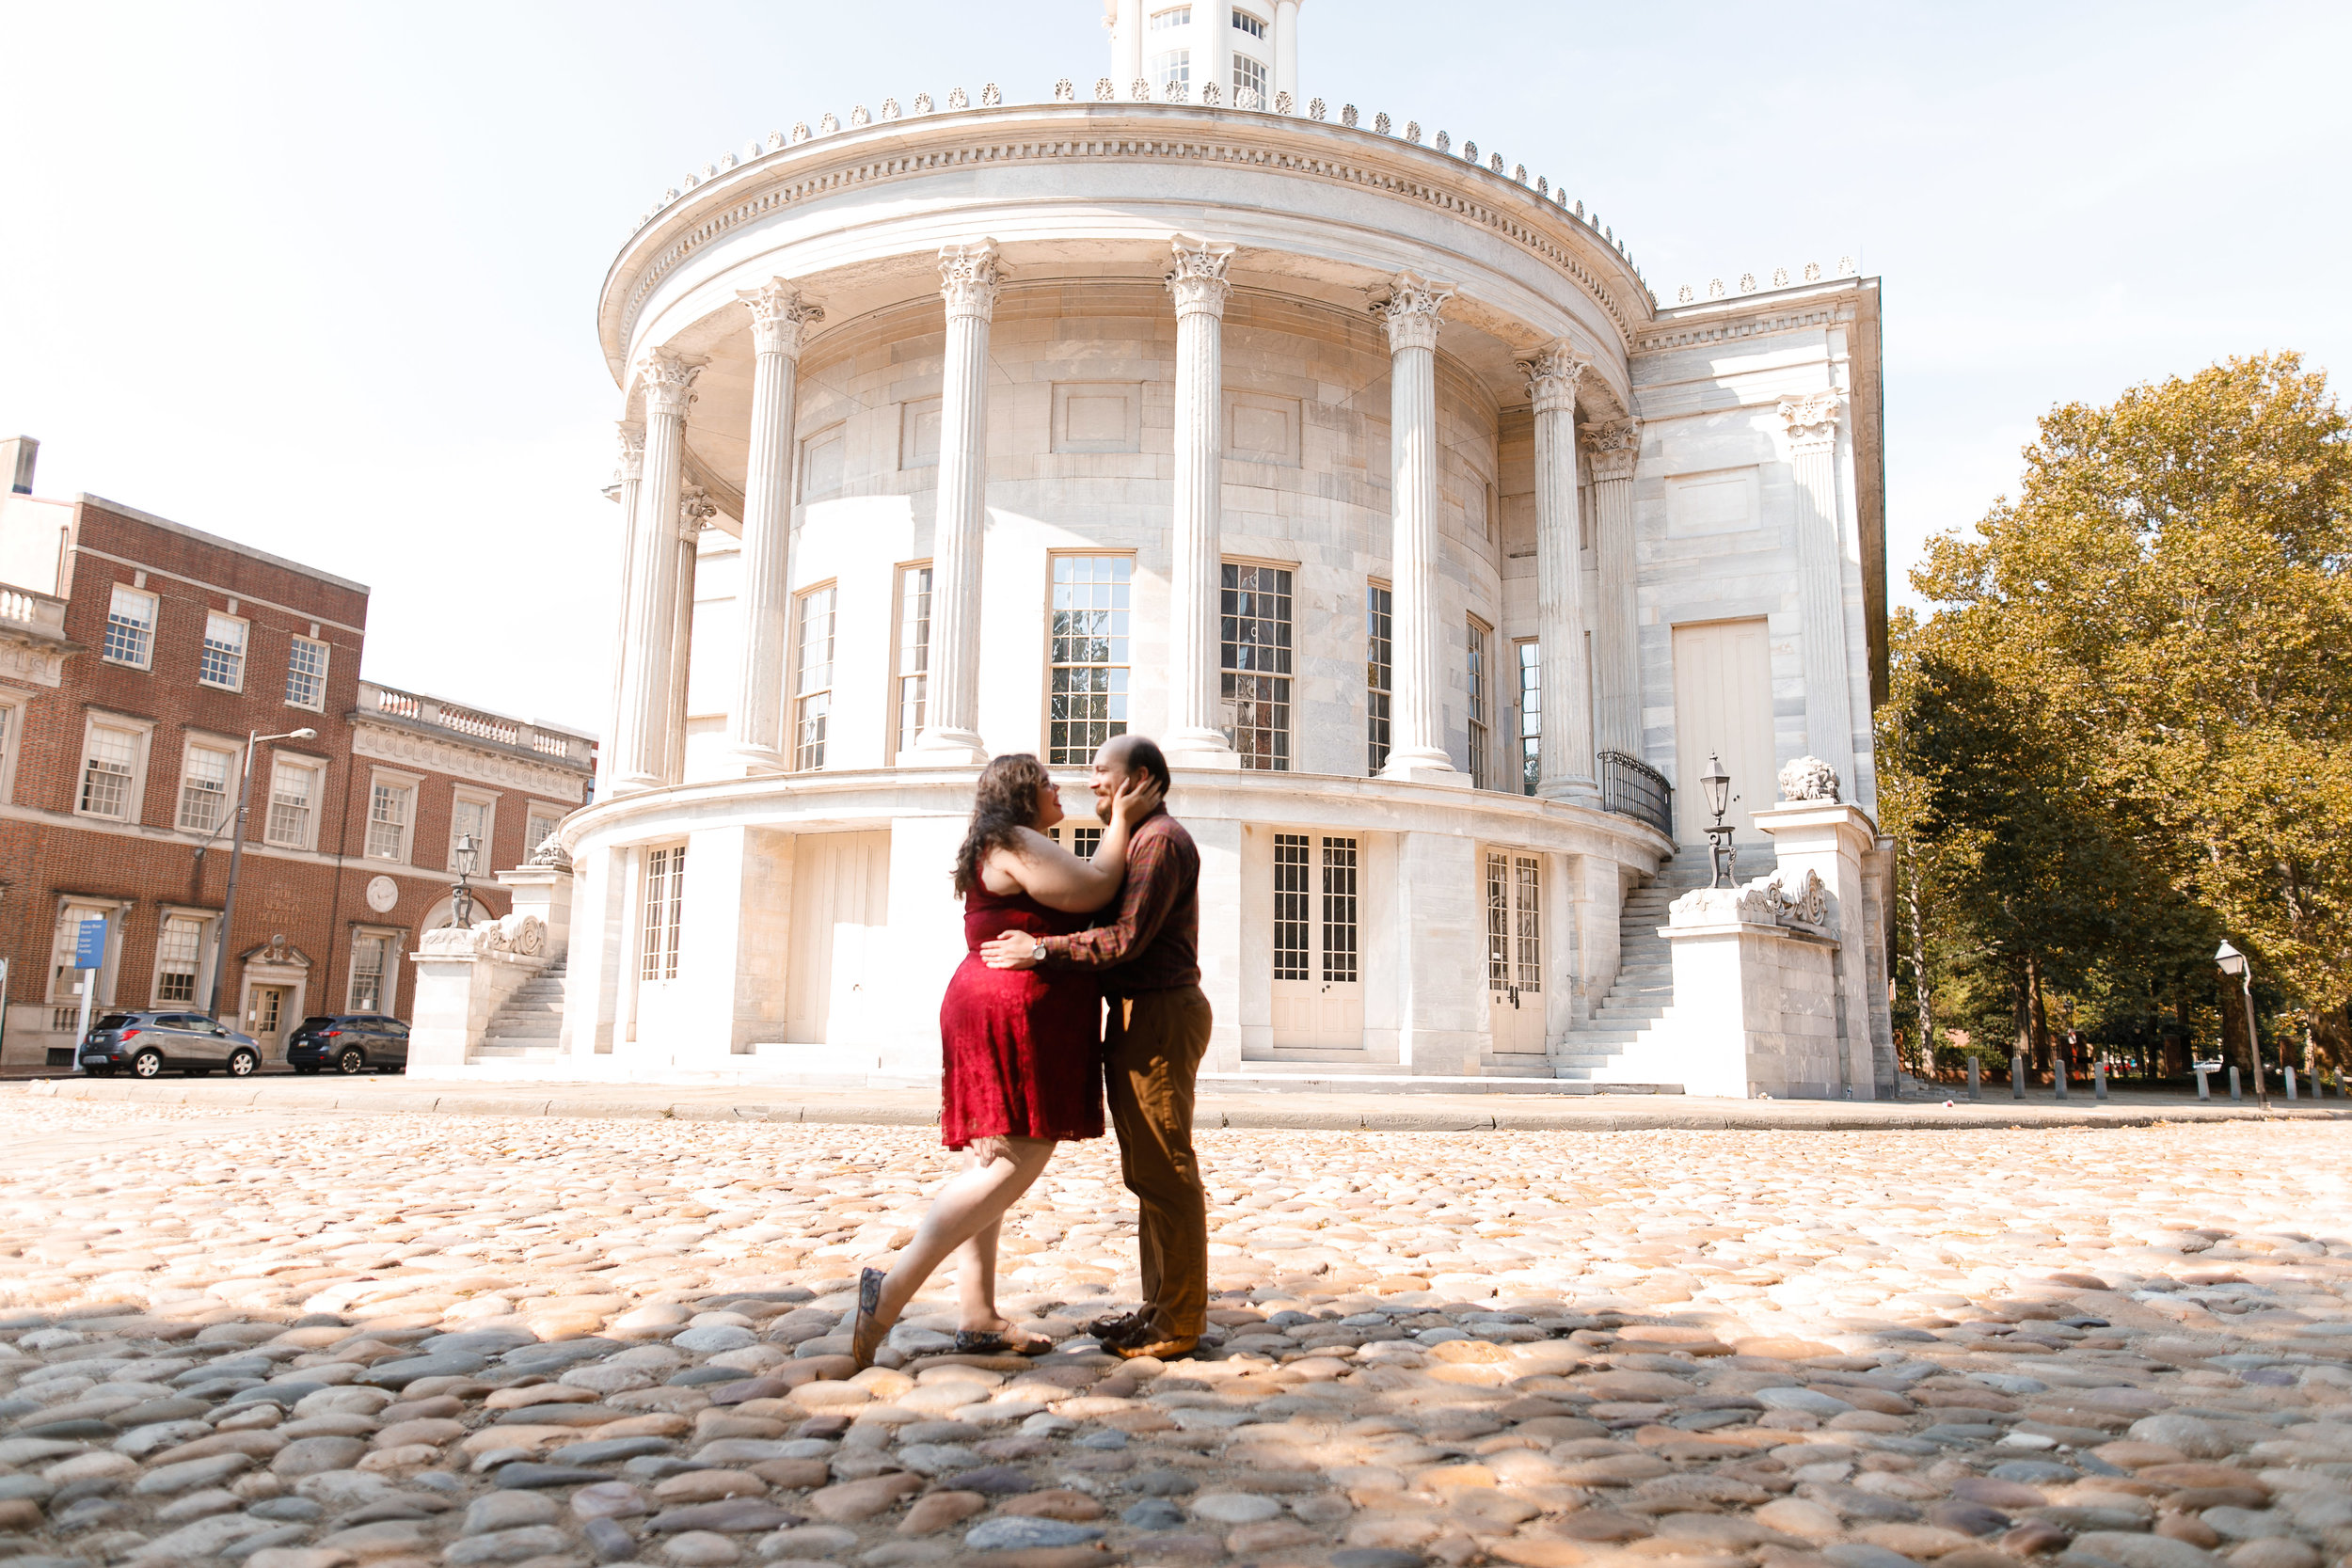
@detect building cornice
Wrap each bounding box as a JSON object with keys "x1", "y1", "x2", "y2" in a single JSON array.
[
  {"x1": 1632, "y1": 277, "x2": 1875, "y2": 357},
  {"x1": 347, "y1": 715, "x2": 591, "y2": 801},
  {"x1": 599, "y1": 103, "x2": 1655, "y2": 372}
]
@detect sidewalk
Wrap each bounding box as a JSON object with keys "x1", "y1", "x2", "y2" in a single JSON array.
[{"x1": 8, "y1": 1073, "x2": 2343, "y2": 1132}]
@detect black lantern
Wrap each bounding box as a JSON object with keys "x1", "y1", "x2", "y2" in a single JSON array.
[
  {"x1": 1701, "y1": 752, "x2": 1738, "y2": 889},
  {"x1": 451, "y1": 832, "x2": 481, "y2": 928}
]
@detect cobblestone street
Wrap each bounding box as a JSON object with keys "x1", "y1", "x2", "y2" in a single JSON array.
[{"x1": 3, "y1": 1101, "x2": 2349, "y2": 1568}]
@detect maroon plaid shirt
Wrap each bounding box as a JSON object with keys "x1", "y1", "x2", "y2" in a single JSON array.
[{"x1": 1041, "y1": 810, "x2": 1200, "y2": 994}]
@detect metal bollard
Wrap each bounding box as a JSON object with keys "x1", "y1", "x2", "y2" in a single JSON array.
[
  {"x1": 2230, "y1": 1065, "x2": 2242, "y2": 1101},
  {"x1": 2011, "y1": 1053, "x2": 2026, "y2": 1100},
  {"x1": 2195, "y1": 1069, "x2": 2210, "y2": 1101},
  {"x1": 1967, "y1": 1056, "x2": 1981, "y2": 1101},
  {"x1": 2285, "y1": 1068, "x2": 2297, "y2": 1101},
  {"x1": 2094, "y1": 1060, "x2": 2107, "y2": 1101},
  {"x1": 2054, "y1": 1061, "x2": 2068, "y2": 1100}
]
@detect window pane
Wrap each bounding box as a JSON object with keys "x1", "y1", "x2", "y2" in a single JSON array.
[
  {"x1": 1518, "y1": 641, "x2": 1541, "y2": 796},
  {"x1": 1467, "y1": 619, "x2": 1491, "y2": 790},
  {"x1": 1151, "y1": 4, "x2": 1190, "y2": 24},
  {"x1": 200, "y1": 614, "x2": 246, "y2": 689},
  {"x1": 367, "y1": 782, "x2": 411, "y2": 860},
  {"x1": 266, "y1": 760, "x2": 313, "y2": 846},
  {"x1": 641, "y1": 845, "x2": 687, "y2": 981},
  {"x1": 285, "y1": 637, "x2": 328, "y2": 708},
  {"x1": 1232, "y1": 55, "x2": 1267, "y2": 101},
  {"x1": 1273, "y1": 833, "x2": 1310, "y2": 981},
  {"x1": 104, "y1": 586, "x2": 154, "y2": 665},
  {"x1": 795, "y1": 587, "x2": 836, "y2": 771},
  {"x1": 1515, "y1": 855, "x2": 1543, "y2": 993},
  {"x1": 1485, "y1": 851, "x2": 1510, "y2": 986},
  {"x1": 156, "y1": 916, "x2": 203, "y2": 1005},
  {"x1": 1152, "y1": 48, "x2": 1190, "y2": 87},
  {"x1": 351, "y1": 934, "x2": 388, "y2": 1012},
  {"x1": 1232, "y1": 7, "x2": 1264, "y2": 36},
  {"x1": 1220, "y1": 563, "x2": 1291, "y2": 770},
  {"x1": 1048, "y1": 557, "x2": 1132, "y2": 765},
  {"x1": 1366, "y1": 584, "x2": 1392, "y2": 775},
  {"x1": 81, "y1": 726, "x2": 137, "y2": 818},
  {"x1": 526, "y1": 811, "x2": 561, "y2": 860},
  {"x1": 451, "y1": 798, "x2": 490, "y2": 869},
  {"x1": 897, "y1": 565, "x2": 931, "y2": 755},
  {"x1": 178, "y1": 745, "x2": 230, "y2": 833},
  {"x1": 1321, "y1": 837, "x2": 1359, "y2": 984}
]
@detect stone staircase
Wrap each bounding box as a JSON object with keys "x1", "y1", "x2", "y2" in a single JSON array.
[
  {"x1": 474, "y1": 958, "x2": 566, "y2": 1064},
  {"x1": 1546, "y1": 840, "x2": 1777, "y2": 1086}
]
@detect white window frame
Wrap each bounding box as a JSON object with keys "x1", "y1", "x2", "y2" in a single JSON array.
[
  {"x1": 1514, "y1": 637, "x2": 1541, "y2": 798},
  {"x1": 284, "y1": 634, "x2": 330, "y2": 711},
  {"x1": 1467, "y1": 614, "x2": 1494, "y2": 791},
  {"x1": 1231, "y1": 7, "x2": 1265, "y2": 36},
  {"x1": 1046, "y1": 553, "x2": 1135, "y2": 767},
  {"x1": 1232, "y1": 53, "x2": 1268, "y2": 102},
  {"x1": 887, "y1": 562, "x2": 932, "y2": 763},
  {"x1": 103, "y1": 584, "x2": 158, "y2": 669},
  {"x1": 176, "y1": 734, "x2": 241, "y2": 836},
  {"x1": 641, "y1": 843, "x2": 688, "y2": 983},
  {"x1": 792, "y1": 582, "x2": 837, "y2": 772},
  {"x1": 0, "y1": 693, "x2": 24, "y2": 806},
  {"x1": 365, "y1": 768, "x2": 422, "y2": 864},
  {"x1": 347, "y1": 927, "x2": 403, "y2": 1014},
  {"x1": 263, "y1": 753, "x2": 326, "y2": 850},
  {"x1": 1150, "y1": 4, "x2": 1191, "y2": 26},
  {"x1": 449, "y1": 787, "x2": 498, "y2": 873},
  {"x1": 1152, "y1": 47, "x2": 1191, "y2": 89},
  {"x1": 199, "y1": 610, "x2": 249, "y2": 692},
  {"x1": 151, "y1": 909, "x2": 216, "y2": 1008},
  {"x1": 523, "y1": 802, "x2": 565, "y2": 863},
  {"x1": 76, "y1": 713, "x2": 154, "y2": 824}
]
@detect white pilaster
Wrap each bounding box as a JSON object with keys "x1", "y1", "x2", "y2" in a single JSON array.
[
  {"x1": 612, "y1": 350, "x2": 702, "y2": 792},
  {"x1": 1376, "y1": 272, "x2": 1465, "y2": 784},
  {"x1": 1521, "y1": 343, "x2": 1598, "y2": 804},
  {"x1": 911, "y1": 240, "x2": 1001, "y2": 764},
  {"x1": 1583, "y1": 418, "x2": 1641, "y2": 761},
  {"x1": 726, "y1": 278, "x2": 823, "y2": 773},
  {"x1": 1165, "y1": 234, "x2": 1239, "y2": 768},
  {"x1": 1114, "y1": 0, "x2": 1144, "y2": 89},
  {"x1": 596, "y1": 422, "x2": 643, "y2": 801},
  {"x1": 1780, "y1": 391, "x2": 1857, "y2": 789}
]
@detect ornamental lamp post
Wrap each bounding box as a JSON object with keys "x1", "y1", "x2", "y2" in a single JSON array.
[
  {"x1": 204, "y1": 727, "x2": 319, "y2": 1023},
  {"x1": 451, "y1": 832, "x2": 482, "y2": 929},
  {"x1": 2215, "y1": 940, "x2": 2270, "y2": 1110},
  {"x1": 1700, "y1": 752, "x2": 1737, "y2": 888}
]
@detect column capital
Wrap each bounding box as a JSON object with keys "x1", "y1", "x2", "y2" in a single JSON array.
[
  {"x1": 938, "y1": 239, "x2": 1004, "y2": 321},
  {"x1": 614, "y1": 421, "x2": 644, "y2": 483},
  {"x1": 637, "y1": 349, "x2": 707, "y2": 418},
  {"x1": 739, "y1": 278, "x2": 824, "y2": 357},
  {"x1": 678, "y1": 484, "x2": 718, "y2": 541},
  {"x1": 1580, "y1": 416, "x2": 1641, "y2": 482},
  {"x1": 1377, "y1": 270, "x2": 1454, "y2": 354},
  {"x1": 1777, "y1": 389, "x2": 1843, "y2": 454},
  {"x1": 1517, "y1": 341, "x2": 1588, "y2": 416},
  {"x1": 1164, "y1": 232, "x2": 1235, "y2": 319}
]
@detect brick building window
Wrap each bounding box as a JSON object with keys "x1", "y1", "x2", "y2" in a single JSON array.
[
  {"x1": 1366, "y1": 582, "x2": 1393, "y2": 774},
  {"x1": 265, "y1": 758, "x2": 320, "y2": 848},
  {"x1": 153, "y1": 915, "x2": 205, "y2": 1006},
  {"x1": 199, "y1": 612, "x2": 248, "y2": 690},
  {"x1": 80, "y1": 723, "x2": 141, "y2": 819},
  {"x1": 0, "y1": 699, "x2": 23, "y2": 805},
  {"x1": 642, "y1": 845, "x2": 687, "y2": 982},
  {"x1": 793, "y1": 585, "x2": 836, "y2": 772},
  {"x1": 525, "y1": 805, "x2": 563, "y2": 863},
  {"x1": 349, "y1": 933, "x2": 392, "y2": 1012},
  {"x1": 178, "y1": 742, "x2": 233, "y2": 834},
  {"x1": 104, "y1": 586, "x2": 157, "y2": 668},
  {"x1": 285, "y1": 636, "x2": 329, "y2": 709},
  {"x1": 367, "y1": 780, "x2": 413, "y2": 862},
  {"x1": 1220, "y1": 562, "x2": 1292, "y2": 770},
  {"x1": 450, "y1": 793, "x2": 494, "y2": 872},
  {"x1": 1048, "y1": 555, "x2": 1132, "y2": 765}
]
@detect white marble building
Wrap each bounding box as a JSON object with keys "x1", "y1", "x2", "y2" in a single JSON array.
[{"x1": 541, "y1": 6, "x2": 1897, "y2": 1096}]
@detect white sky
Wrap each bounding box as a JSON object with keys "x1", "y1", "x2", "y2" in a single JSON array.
[{"x1": 4, "y1": 1, "x2": 2345, "y2": 735}]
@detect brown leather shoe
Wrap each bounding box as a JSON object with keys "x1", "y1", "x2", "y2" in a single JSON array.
[
  {"x1": 1087, "y1": 1310, "x2": 1150, "y2": 1346},
  {"x1": 1114, "y1": 1332, "x2": 1198, "y2": 1361}
]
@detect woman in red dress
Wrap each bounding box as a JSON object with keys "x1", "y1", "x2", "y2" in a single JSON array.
[{"x1": 850, "y1": 752, "x2": 1161, "y2": 1364}]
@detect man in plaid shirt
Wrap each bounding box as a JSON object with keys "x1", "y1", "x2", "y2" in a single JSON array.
[{"x1": 981, "y1": 734, "x2": 1211, "y2": 1360}]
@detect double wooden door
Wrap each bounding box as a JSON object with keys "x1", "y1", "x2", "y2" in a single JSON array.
[
  {"x1": 1486, "y1": 850, "x2": 1547, "y2": 1054},
  {"x1": 1270, "y1": 832, "x2": 1363, "y2": 1049}
]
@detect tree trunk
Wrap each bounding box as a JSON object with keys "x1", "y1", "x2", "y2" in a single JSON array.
[
  {"x1": 1904, "y1": 844, "x2": 1934, "y2": 1077},
  {"x1": 2026, "y1": 951, "x2": 2052, "y2": 1075},
  {"x1": 2012, "y1": 958, "x2": 2034, "y2": 1078}
]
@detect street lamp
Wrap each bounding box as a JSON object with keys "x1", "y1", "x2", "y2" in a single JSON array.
[
  {"x1": 1700, "y1": 752, "x2": 1738, "y2": 888},
  {"x1": 204, "y1": 727, "x2": 320, "y2": 1022},
  {"x1": 2215, "y1": 940, "x2": 2270, "y2": 1110},
  {"x1": 451, "y1": 832, "x2": 482, "y2": 929}
]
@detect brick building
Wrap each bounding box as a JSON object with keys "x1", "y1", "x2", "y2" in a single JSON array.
[{"x1": 0, "y1": 437, "x2": 595, "y2": 1069}]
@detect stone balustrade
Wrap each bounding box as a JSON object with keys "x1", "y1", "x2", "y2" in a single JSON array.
[{"x1": 355, "y1": 681, "x2": 595, "y2": 770}]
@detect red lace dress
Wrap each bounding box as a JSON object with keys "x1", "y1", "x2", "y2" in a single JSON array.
[{"x1": 938, "y1": 886, "x2": 1105, "y2": 1148}]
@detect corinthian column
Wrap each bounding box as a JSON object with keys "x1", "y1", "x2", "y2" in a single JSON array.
[
  {"x1": 911, "y1": 240, "x2": 1001, "y2": 764},
  {"x1": 612, "y1": 349, "x2": 703, "y2": 792},
  {"x1": 596, "y1": 421, "x2": 644, "y2": 800},
  {"x1": 1520, "y1": 343, "x2": 1597, "y2": 804},
  {"x1": 1780, "y1": 389, "x2": 1856, "y2": 788},
  {"x1": 1164, "y1": 234, "x2": 1238, "y2": 767},
  {"x1": 1377, "y1": 273, "x2": 1462, "y2": 782},
  {"x1": 667, "y1": 485, "x2": 718, "y2": 783},
  {"x1": 725, "y1": 278, "x2": 823, "y2": 772},
  {"x1": 1582, "y1": 417, "x2": 1642, "y2": 761}
]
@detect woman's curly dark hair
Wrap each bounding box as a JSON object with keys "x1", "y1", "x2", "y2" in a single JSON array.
[{"x1": 952, "y1": 753, "x2": 1053, "y2": 895}]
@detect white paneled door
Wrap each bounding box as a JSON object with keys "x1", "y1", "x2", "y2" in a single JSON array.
[
  {"x1": 1485, "y1": 849, "x2": 1547, "y2": 1053},
  {"x1": 785, "y1": 830, "x2": 892, "y2": 1044},
  {"x1": 1270, "y1": 832, "x2": 1363, "y2": 1049},
  {"x1": 1671, "y1": 617, "x2": 1775, "y2": 845}
]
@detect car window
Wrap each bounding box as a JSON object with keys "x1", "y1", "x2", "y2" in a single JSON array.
[
  {"x1": 296, "y1": 1016, "x2": 338, "y2": 1033},
  {"x1": 163, "y1": 1014, "x2": 207, "y2": 1030},
  {"x1": 93, "y1": 1014, "x2": 137, "y2": 1031}
]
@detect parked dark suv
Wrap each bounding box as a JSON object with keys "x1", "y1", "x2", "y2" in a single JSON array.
[
  {"x1": 287, "y1": 1016, "x2": 410, "y2": 1074},
  {"x1": 80, "y1": 1013, "x2": 262, "y2": 1078}
]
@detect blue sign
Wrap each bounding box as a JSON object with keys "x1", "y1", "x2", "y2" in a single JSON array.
[{"x1": 72, "y1": 918, "x2": 106, "y2": 970}]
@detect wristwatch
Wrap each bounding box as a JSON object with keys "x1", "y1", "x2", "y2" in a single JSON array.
[{"x1": 1030, "y1": 941, "x2": 1049, "y2": 964}]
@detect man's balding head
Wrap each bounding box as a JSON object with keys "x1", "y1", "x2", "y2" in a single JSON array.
[{"x1": 1089, "y1": 734, "x2": 1170, "y2": 815}]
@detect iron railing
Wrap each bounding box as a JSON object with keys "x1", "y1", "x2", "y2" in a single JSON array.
[{"x1": 1597, "y1": 750, "x2": 1672, "y2": 839}]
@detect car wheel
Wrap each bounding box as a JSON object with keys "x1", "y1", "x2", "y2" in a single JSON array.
[
  {"x1": 131, "y1": 1050, "x2": 164, "y2": 1079},
  {"x1": 227, "y1": 1049, "x2": 259, "y2": 1077},
  {"x1": 336, "y1": 1047, "x2": 365, "y2": 1075}
]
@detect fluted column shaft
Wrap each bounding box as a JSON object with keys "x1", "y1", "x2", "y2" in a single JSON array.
[
  {"x1": 666, "y1": 487, "x2": 715, "y2": 783},
  {"x1": 1584, "y1": 419, "x2": 1642, "y2": 759},
  {"x1": 596, "y1": 422, "x2": 644, "y2": 800},
  {"x1": 1378, "y1": 273, "x2": 1458, "y2": 779},
  {"x1": 612, "y1": 352, "x2": 701, "y2": 792},
  {"x1": 1166, "y1": 236, "x2": 1236, "y2": 764},
  {"x1": 726, "y1": 279, "x2": 822, "y2": 771},
  {"x1": 912, "y1": 241, "x2": 1000, "y2": 763},
  {"x1": 1782, "y1": 390, "x2": 1856, "y2": 787},
  {"x1": 1523, "y1": 345, "x2": 1597, "y2": 803}
]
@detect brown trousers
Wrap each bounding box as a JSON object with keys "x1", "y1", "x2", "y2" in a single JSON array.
[{"x1": 1104, "y1": 985, "x2": 1214, "y2": 1338}]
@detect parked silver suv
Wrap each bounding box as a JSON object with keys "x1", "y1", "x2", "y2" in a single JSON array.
[{"x1": 78, "y1": 1012, "x2": 262, "y2": 1078}]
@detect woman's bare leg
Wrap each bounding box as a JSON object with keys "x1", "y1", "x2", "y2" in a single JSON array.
[
  {"x1": 956, "y1": 1213, "x2": 1004, "y2": 1332},
  {"x1": 872, "y1": 1137, "x2": 1055, "y2": 1328}
]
